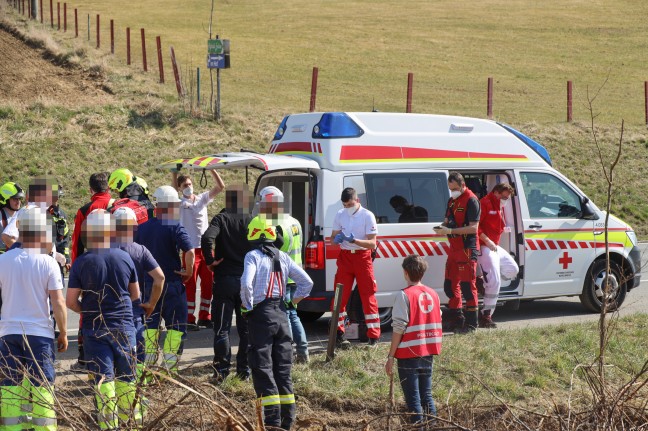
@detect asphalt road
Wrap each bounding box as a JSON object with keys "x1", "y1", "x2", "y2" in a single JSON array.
[{"x1": 55, "y1": 243, "x2": 647, "y2": 366}]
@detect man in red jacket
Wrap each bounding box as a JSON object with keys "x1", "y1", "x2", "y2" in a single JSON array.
[
  {"x1": 477, "y1": 183, "x2": 519, "y2": 328},
  {"x1": 69, "y1": 172, "x2": 113, "y2": 372},
  {"x1": 435, "y1": 172, "x2": 480, "y2": 333}
]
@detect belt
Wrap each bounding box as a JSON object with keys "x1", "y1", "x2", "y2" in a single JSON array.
[{"x1": 341, "y1": 249, "x2": 370, "y2": 254}]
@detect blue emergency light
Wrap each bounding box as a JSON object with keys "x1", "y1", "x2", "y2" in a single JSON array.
[
  {"x1": 498, "y1": 123, "x2": 552, "y2": 166},
  {"x1": 312, "y1": 113, "x2": 364, "y2": 139},
  {"x1": 273, "y1": 116, "x2": 290, "y2": 141}
]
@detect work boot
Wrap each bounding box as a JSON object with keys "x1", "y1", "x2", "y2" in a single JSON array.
[
  {"x1": 479, "y1": 310, "x2": 497, "y2": 329},
  {"x1": 367, "y1": 338, "x2": 379, "y2": 347},
  {"x1": 197, "y1": 319, "x2": 214, "y2": 329},
  {"x1": 336, "y1": 330, "x2": 351, "y2": 350},
  {"x1": 457, "y1": 307, "x2": 478, "y2": 334},
  {"x1": 186, "y1": 323, "x2": 200, "y2": 332},
  {"x1": 442, "y1": 308, "x2": 465, "y2": 333},
  {"x1": 294, "y1": 353, "x2": 310, "y2": 364}
]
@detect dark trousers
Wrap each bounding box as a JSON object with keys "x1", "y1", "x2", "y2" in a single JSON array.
[
  {"x1": 211, "y1": 275, "x2": 250, "y2": 378},
  {"x1": 248, "y1": 298, "x2": 295, "y2": 430}
]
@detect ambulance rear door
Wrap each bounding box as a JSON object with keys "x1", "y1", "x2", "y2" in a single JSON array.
[{"x1": 516, "y1": 170, "x2": 596, "y2": 297}]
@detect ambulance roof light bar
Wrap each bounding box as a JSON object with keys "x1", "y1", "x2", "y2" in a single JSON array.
[
  {"x1": 498, "y1": 123, "x2": 552, "y2": 166},
  {"x1": 312, "y1": 113, "x2": 364, "y2": 139}
]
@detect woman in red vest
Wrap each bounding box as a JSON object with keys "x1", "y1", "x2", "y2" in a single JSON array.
[{"x1": 385, "y1": 255, "x2": 442, "y2": 427}]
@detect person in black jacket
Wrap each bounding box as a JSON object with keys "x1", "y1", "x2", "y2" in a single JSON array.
[{"x1": 201, "y1": 184, "x2": 253, "y2": 382}]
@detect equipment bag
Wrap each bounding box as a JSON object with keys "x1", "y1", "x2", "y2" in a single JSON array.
[{"x1": 108, "y1": 198, "x2": 149, "y2": 225}]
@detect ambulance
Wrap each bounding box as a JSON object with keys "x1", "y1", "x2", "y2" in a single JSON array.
[{"x1": 165, "y1": 112, "x2": 642, "y2": 327}]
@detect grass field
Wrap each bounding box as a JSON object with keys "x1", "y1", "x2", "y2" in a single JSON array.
[{"x1": 29, "y1": 0, "x2": 648, "y2": 124}]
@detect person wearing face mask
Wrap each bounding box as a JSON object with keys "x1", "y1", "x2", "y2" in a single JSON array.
[
  {"x1": 476, "y1": 183, "x2": 519, "y2": 328},
  {"x1": 434, "y1": 172, "x2": 481, "y2": 333},
  {"x1": 135, "y1": 186, "x2": 194, "y2": 375},
  {"x1": 330, "y1": 187, "x2": 380, "y2": 347},
  {"x1": 172, "y1": 170, "x2": 225, "y2": 330}
]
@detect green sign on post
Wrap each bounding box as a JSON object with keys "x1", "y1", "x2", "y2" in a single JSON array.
[{"x1": 208, "y1": 39, "x2": 224, "y2": 54}]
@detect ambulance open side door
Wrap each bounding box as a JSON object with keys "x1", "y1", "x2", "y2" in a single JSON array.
[{"x1": 516, "y1": 170, "x2": 596, "y2": 297}]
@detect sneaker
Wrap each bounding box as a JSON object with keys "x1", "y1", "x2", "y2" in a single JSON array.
[
  {"x1": 69, "y1": 361, "x2": 87, "y2": 373},
  {"x1": 197, "y1": 319, "x2": 214, "y2": 329},
  {"x1": 336, "y1": 331, "x2": 351, "y2": 350},
  {"x1": 186, "y1": 323, "x2": 200, "y2": 332},
  {"x1": 479, "y1": 313, "x2": 498, "y2": 329},
  {"x1": 294, "y1": 353, "x2": 310, "y2": 364},
  {"x1": 367, "y1": 338, "x2": 379, "y2": 347}
]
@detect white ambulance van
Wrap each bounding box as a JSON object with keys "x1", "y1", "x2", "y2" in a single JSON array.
[{"x1": 168, "y1": 112, "x2": 641, "y2": 327}]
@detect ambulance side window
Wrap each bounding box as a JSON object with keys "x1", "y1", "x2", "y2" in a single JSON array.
[
  {"x1": 364, "y1": 173, "x2": 448, "y2": 224},
  {"x1": 521, "y1": 172, "x2": 582, "y2": 218}
]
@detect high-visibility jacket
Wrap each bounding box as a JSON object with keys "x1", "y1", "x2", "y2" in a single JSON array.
[
  {"x1": 278, "y1": 215, "x2": 302, "y2": 266},
  {"x1": 395, "y1": 284, "x2": 442, "y2": 359},
  {"x1": 445, "y1": 188, "x2": 479, "y2": 251}
]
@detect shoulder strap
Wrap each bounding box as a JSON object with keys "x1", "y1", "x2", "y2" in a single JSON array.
[{"x1": 80, "y1": 201, "x2": 93, "y2": 217}]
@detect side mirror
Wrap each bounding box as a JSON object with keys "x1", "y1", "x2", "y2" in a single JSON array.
[{"x1": 581, "y1": 200, "x2": 599, "y2": 220}]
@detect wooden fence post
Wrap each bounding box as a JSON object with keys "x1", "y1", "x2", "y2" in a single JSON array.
[
  {"x1": 74, "y1": 8, "x2": 77, "y2": 37},
  {"x1": 567, "y1": 80, "x2": 573, "y2": 123},
  {"x1": 170, "y1": 46, "x2": 183, "y2": 98},
  {"x1": 141, "y1": 28, "x2": 147, "y2": 71},
  {"x1": 63, "y1": 3, "x2": 66, "y2": 32},
  {"x1": 326, "y1": 283, "x2": 345, "y2": 362},
  {"x1": 487, "y1": 77, "x2": 494, "y2": 119},
  {"x1": 126, "y1": 27, "x2": 131, "y2": 65},
  {"x1": 96, "y1": 14, "x2": 100, "y2": 49},
  {"x1": 110, "y1": 19, "x2": 114, "y2": 54},
  {"x1": 309, "y1": 66, "x2": 318, "y2": 112},
  {"x1": 39, "y1": 0, "x2": 43, "y2": 23},
  {"x1": 156, "y1": 36, "x2": 164, "y2": 83},
  {"x1": 49, "y1": 0, "x2": 52, "y2": 27},
  {"x1": 406, "y1": 72, "x2": 414, "y2": 113},
  {"x1": 645, "y1": 81, "x2": 648, "y2": 127},
  {"x1": 56, "y1": 2, "x2": 59, "y2": 30}
]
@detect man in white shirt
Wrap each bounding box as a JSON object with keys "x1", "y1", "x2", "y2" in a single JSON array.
[
  {"x1": 0, "y1": 207, "x2": 68, "y2": 430},
  {"x1": 172, "y1": 170, "x2": 225, "y2": 329},
  {"x1": 330, "y1": 187, "x2": 380, "y2": 347}
]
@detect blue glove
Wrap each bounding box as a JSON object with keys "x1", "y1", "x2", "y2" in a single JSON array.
[
  {"x1": 333, "y1": 233, "x2": 345, "y2": 244},
  {"x1": 342, "y1": 233, "x2": 355, "y2": 243}
]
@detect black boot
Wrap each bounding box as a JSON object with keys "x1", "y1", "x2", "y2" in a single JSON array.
[
  {"x1": 479, "y1": 310, "x2": 497, "y2": 328},
  {"x1": 458, "y1": 306, "x2": 478, "y2": 333},
  {"x1": 442, "y1": 308, "x2": 465, "y2": 332}
]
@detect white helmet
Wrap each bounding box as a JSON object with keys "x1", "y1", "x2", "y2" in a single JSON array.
[
  {"x1": 152, "y1": 185, "x2": 181, "y2": 204},
  {"x1": 258, "y1": 186, "x2": 284, "y2": 203},
  {"x1": 113, "y1": 206, "x2": 138, "y2": 224},
  {"x1": 17, "y1": 207, "x2": 49, "y2": 233},
  {"x1": 86, "y1": 208, "x2": 112, "y2": 228}
]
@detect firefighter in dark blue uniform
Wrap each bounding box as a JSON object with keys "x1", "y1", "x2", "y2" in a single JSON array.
[{"x1": 240, "y1": 219, "x2": 313, "y2": 430}]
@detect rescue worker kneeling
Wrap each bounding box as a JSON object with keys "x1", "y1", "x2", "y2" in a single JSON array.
[{"x1": 241, "y1": 219, "x2": 313, "y2": 430}]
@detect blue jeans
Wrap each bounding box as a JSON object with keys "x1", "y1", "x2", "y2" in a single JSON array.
[
  {"x1": 82, "y1": 328, "x2": 136, "y2": 384},
  {"x1": 286, "y1": 283, "x2": 308, "y2": 356},
  {"x1": 133, "y1": 315, "x2": 146, "y2": 364},
  {"x1": 0, "y1": 334, "x2": 55, "y2": 386},
  {"x1": 397, "y1": 355, "x2": 436, "y2": 425}
]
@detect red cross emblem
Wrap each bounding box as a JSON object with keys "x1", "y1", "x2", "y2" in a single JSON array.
[
  {"x1": 418, "y1": 292, "x2": 435, "y2": 314},
  {"x1": 558, "y1": 251, "x2": 573, "y2": 270}
]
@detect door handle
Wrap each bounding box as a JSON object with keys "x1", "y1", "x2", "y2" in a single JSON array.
[
  {"x1": 528, "y1": 223, "x2": 542, "y2": 230},
  {"x1": 594, "y1": 231, "x2": 604, "y2": 235}
]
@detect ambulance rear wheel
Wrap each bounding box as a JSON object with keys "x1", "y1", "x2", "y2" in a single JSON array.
[
  {"x1": 379, "y1": 307, "x2": 393, "y2": 331},
  {"x1": 296, "y1": 311, "x2": 324, "y2": 322},
  {"x1": 580, "y1": 259, "x2": 627, "y2": 312}
]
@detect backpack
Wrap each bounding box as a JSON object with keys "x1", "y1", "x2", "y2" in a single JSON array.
[{"x1": 108, "y1": 198, "x2": 149, "y2": 225}]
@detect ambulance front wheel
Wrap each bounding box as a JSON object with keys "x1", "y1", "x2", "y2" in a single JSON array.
[
  {"x1": 378, "y1": 307, "x2": 393, "y2": 331},
  {"x1": 580, "y1": 259, "x2": 627, "y2": 313}
]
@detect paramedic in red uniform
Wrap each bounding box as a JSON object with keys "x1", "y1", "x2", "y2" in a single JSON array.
[
  {"x1": 435, "y1": 172, "x2": 481, "y2": 333},
  {"x1": 330, "y1": 187, "x2": 380, "y2": 347},
  {"x1": 477, "y1": 183, "x2": 519, "y2": 328}
]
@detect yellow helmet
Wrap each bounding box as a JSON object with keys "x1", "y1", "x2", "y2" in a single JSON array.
[
  {"x1": 247, "y1": 217, "x2": 277, "y2": 243},
  {"x1": 134, "y1": 176, "x2": 150, "y2": 195},
  {"x1": 0, "y1": 182, "x2": 25, "y2": 205},
  {"x1": 108, "y1": 168, "x2": 134, "y2": 192}
]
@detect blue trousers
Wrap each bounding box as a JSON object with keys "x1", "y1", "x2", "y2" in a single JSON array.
[
  {"x1": 397, "y1": 355, "x2": 436, "y2": 425},
  {"x1": 0, "y1": 334, "x2": 55, "y2": 386},
  {"x1": 82, "y1": 328, "x2": 136, "y2": 384},
  {"x1": 145, "y1": 280, "x2": 188, "y2": 333},
  {"x1": 285, "y1": 283, "x2": 308, "y2": 357}
]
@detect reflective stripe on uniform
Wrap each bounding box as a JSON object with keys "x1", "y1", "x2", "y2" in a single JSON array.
[
  {"x1": 31, "y1": 417, "x2": 57, "y2": 426},
  {"x1": 260, "y1": 395, "x2": 281, "y2": 406},
  {"x1": 404, "y1": 323, "x2": 442, "y2": 333},
  {"x1": 279, "y1": 394, "x2": 295, "y2": 404},
  {"x1": 398, "y1": 337, "x2": 443, "y2": 348}
]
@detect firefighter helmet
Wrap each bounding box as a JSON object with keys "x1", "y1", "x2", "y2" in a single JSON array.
[
  {"x1": 108, "y1": 169, "x2": 135, "y2": 192},
  {"x1": 247, "y1": 217, "x2": 277, "y2": 243},
  {"x1": 134, "y1": 176, "x2": 150, "y2": 196},
  {"x1": 0, "y1": 182, "x2": 25, "y2": 205}
]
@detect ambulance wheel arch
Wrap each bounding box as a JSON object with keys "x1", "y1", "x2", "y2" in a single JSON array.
[{"x1": 580, "y1": 255, "x2": 628, "y2": 312}]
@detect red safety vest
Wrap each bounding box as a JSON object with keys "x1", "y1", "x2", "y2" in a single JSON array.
[
  {"x1": 395, "y1": 284, "x2": 442, "y2": 359},
  {"x1": 478, "y1": 192, "x2": 505, "y2": 246},
  {"x1": 446, "y1": 188, "x2": 479, "y2": 251}
]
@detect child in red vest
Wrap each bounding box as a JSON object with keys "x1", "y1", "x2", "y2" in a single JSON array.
[{"x1": 385, "y1": 254, "x2": 442, "y2": 427}]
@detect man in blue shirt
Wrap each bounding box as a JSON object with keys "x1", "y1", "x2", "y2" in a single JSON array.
[
  {"x1": 113, "y1": 206, "x2": 165, "y2": 382},
  {"x1": 135, "y1": 186, "x2": 194, "y2": 374},
  {"x1": 66, "y1": 209, "x2": 141, "y2": 430}
]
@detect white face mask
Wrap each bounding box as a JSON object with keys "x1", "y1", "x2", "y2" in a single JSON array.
[
  {"x1": 450, "y1": 190, "x2": 461, "y2": 200},
  {"x1": 182, "y1": 186, "x2": 193, "y2": 198},
  {"x1": 346, "y1": 204, "x2": 358, "y2": 216},
  {"x1": 500, "y1": 198, "x2": 510, "y2": 208}
]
